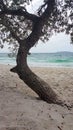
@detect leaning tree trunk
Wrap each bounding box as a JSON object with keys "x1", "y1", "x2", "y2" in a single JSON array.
[
  {"x1": 11, "y1": 44, "x2": 65, "y2": 106},
  {"x1": 1, "y1": 0, "x2": 69, "y2": 107},
  {"x1": 9, "y1": 0, "x2": 65, "y2": 106}
]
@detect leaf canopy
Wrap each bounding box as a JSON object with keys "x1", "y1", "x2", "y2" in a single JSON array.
[{"x1": 0, "y1": 0, "x2": 73, "y2": 50}]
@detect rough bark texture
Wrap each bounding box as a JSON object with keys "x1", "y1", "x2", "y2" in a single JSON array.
[
  {"x1": 11, "y1": 43, "x2": 64, "y2": 105},
  {"x1": 10, "y1": 1, "x2": 65, "y2": 105},
  {"x1": 0, "y1": 0, "x2": 66, "y2": 105}
]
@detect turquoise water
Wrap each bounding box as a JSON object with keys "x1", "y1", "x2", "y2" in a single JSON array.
[
  {"x1": 0, "y1": 53, "x2": 16, "y2": 65},
  {"x1": 0, "y1": 52, "x2": 73, "y2": 67}
]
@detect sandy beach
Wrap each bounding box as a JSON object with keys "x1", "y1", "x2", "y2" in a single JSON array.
[{"x1": 0, "y1": 64, "x2": 73, "y2": 130}]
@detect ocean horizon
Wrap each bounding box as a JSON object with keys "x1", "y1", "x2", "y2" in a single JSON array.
[{"x1": 0, "y1": 51, "x2": 73, "y2": 67}]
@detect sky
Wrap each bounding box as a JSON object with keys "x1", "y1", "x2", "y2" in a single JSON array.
[
  {"x1": 30, "y1": 33, "x2": 73, "y2": 53},
  {"x1": 0, "y1": 0, "x2": 73, "y2": 53},
  {"x1": 0, "y1": 32, "x2": 73, "y2": 53}
]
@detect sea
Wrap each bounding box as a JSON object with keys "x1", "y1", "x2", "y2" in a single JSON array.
[{"x1": 0, "y1": 52, "x2": 73, "y2": 67}]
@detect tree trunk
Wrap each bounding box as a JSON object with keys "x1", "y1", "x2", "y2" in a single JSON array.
[{"x1": 11, "y1": 44, "x2": 64, "y2": 105}]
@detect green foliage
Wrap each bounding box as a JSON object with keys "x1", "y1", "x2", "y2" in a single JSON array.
[{"x1": 0, "y1": 0, "x2": 73, "y2": 52}]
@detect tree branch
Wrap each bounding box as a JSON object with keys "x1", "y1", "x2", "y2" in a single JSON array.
[
  {"x1": 0, "y1": 15, "x2": 21, "y2": 43},
  {"x1": 0, "y1": 2, "x2": 38, "y2": 22},
  {"x1": 23, "y1": 0, "x2": 56, "y2": 50},
  {"x1": 10, "y1": 66, "x2": 17, "y2": 73},
  {"x1": 0, "y1": 0, "x2": 56, "y2": 48}
]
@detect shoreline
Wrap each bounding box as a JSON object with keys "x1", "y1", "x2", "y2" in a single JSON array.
[{"x1": 0, "y1": 62, "x2": 73, "y2": 69}]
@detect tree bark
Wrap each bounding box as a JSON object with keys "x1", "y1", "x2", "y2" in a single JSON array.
[
  {"x1": 11, "y1": 43, "x2": 65, "y2": 106},
  {"x1": 8, "y1": 1, "x2": 65, "y2": 106}
]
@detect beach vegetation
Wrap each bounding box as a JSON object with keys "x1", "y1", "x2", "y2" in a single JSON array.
[{"x1": 0, "y1": 0, "x2": 73, "y2": 105}]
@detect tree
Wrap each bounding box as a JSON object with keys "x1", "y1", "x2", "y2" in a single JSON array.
[{"x1": 0, "y1": 0, "x2": 73, "y2": 106}]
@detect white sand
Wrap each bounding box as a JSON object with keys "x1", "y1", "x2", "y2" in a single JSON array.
[{"x1": 0, "y1": 64, "x2": 73, "y2": 130}]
